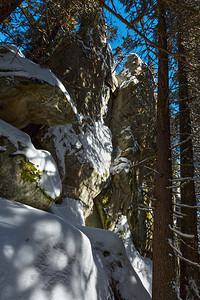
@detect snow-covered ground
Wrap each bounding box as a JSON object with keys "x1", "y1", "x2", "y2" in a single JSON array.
[
  {"x1": 49, "y1": 198, "x2": 152, "y2": 298},
  {"x1": 0, "y1": 198, "x2": 152, "y2": 300},
  {"x1": 114, "y1": 215, "x2": 152, "y2": 296}
]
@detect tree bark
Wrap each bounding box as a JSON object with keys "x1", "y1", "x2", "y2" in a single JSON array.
[
  {"x1": 178, "y1": 24, "x2": 200, "y2": 299},
  {"x1": 0, "y1": 0, "x2": 23, "y2": 23},
  {"x1": 152, "y1": 1, "x2": 177, "y2": 299}
]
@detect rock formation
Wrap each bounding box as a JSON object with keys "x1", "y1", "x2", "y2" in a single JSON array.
[
  {"x1": 45, "y1": 29, "x2": 118, "y2": 122},
  {"x1": 0, "y1": 35, "x2": 155, "y2": 258},
  {"x1": 0, "y1": 119, "x2": 62, "y2": 210},
  {"x1": 95, "y1": 54, "x2": 155, "y2": 255},
  {"x1": 0, "y1": 45, "x2": 77, "y2": 129},
  {"x1": 38, "y1": 119, "x2": 112, "y2": 225}
]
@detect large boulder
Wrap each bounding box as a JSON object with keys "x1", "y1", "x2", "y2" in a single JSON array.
[
  {"x1": 0, "y1": 119, "x2": 62, "y2": 210},
  {"x1": 0, "y1": 45, "x2": 77, "y2": 129},
  {"x1": 38, "y1": 118, "x2": 112, "y2": 223},
  {"x1": 46, "y1": 29, "x2": 118, "y2": 122}
]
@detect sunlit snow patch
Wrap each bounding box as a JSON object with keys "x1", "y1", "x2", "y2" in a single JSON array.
[
  {"x1": 48, "y1": 198, "x2": 85, "y2": 226},
  {"x1": 46, "y1": 199, "x2": 152, "y2": 300}
]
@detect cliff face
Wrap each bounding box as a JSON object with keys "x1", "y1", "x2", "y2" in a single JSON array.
[{"x1": 0, "y1": 32, "x2": 155, "y2": 256}]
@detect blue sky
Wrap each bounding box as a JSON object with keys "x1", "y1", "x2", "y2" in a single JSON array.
[
  {"x1": 104, "y1": 0, "x2": 129, "y2": 51},
  {"x1": 0, "y1": 0, "x2": 129, "y2": 54}
]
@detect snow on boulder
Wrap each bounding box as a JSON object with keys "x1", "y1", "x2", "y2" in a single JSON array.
[
  {"x1": 0, "y1": 119, "x2": 62, "y2": 209},
  {"x1": 0, "y1": 198, "x2": 151, "y2": 300},
  {"x1": 0, "y1": 45, "x2": 77, "y2": 128},
  {"x1": 38, "y1": 117, "x2": 112, "y2": 224}
]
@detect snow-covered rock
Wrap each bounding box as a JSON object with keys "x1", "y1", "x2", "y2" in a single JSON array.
[
  {"x1": 0, "y1": 45, "x2": 77, "y2": 128},
  {"x1": 48, "y1": 197, "x2": 85, "y2": 226},
  {"x1": 0, "y1": 43, "x2": 155, "y2": 300},
  {"x1": 38, "y1": 117, "x2": 112, "y2": 223},
  {"x1": 0, "y1": 119, "x2": 62, "y2": 209},
  {"x1": 0, "y1": 197, "x2": 151, "y2": 300}
]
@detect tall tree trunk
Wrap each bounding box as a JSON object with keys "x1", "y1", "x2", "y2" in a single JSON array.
[
  {"x1": 178, "y1": 25, "x2": 200, "y2": 300},
  {"x1": 0, "y1": 0, "x2": 23, "y2": 23},
  {"x1": 152, "y1": 1, "x2": 177, "y2": 299}
]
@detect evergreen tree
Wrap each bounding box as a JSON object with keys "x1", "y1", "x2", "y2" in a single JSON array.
[
  {"x1": 0, "y1": 0, "x2": 103, "y2": 64},
  {"x1": 152, "y1": 1, "x2": 177, "y2": 298},
  {"x1": 176, "y1": 3, "x2": 200, "y2": 298}
]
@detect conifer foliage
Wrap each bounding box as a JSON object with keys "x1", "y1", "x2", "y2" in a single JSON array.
[{"x1": 0, "y1": 0, "x2": 103, "y2": 64}]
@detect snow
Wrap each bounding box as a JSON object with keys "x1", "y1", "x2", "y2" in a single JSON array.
[
  {"x1": 79, "y1": 226, "x2": 151, "y2": 300},
  {"x1": 43, "y1": 119, "x2": 112, "y2": 179},
  {"x1": 114, "y1": 215, "x2": 152, "y2": 297},
  {"x1": 0, "y1": 119, "x2": 62, "y2": 198},
  {"x1": 0, "y1": 145, "x2": 7, "y2": 151},
  {"x1": 49, "y1": 199, "x2": 152, "y2": 298},
  {"x1": 0, "y1": 198, "x2": 152, "y2": 300},
  {"x1": 169, "y1": 224, "x2": 195, "y2": 239},
  {"x1": 0, "y1": 198, "x2": 102, "y2": 300},
  {"x1": 0, "y1": 44, "x2": 78, "y2": 118},
  {"x1": 48, "y1": 198, "x2": 85, "y2": 226}
]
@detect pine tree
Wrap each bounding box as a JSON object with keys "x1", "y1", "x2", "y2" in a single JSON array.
[
  {"x1": 177, "y1": 4, "x2": 200, "y2": 298},
  {"x1": 152, "y1": 1, "x2": 177, "y2": 298}
]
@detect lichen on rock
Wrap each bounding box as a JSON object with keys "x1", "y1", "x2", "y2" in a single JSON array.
[{"x1": 0, "y1": 119, "x2": 62, "y2": 210}]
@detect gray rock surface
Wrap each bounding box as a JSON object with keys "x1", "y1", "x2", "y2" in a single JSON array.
[
  {"x1": 0, "y1": 76, "x2": 77, "y2": 129},
  {"x1": 46, "y1": 30, "x2": 118, "y2": 122}
]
